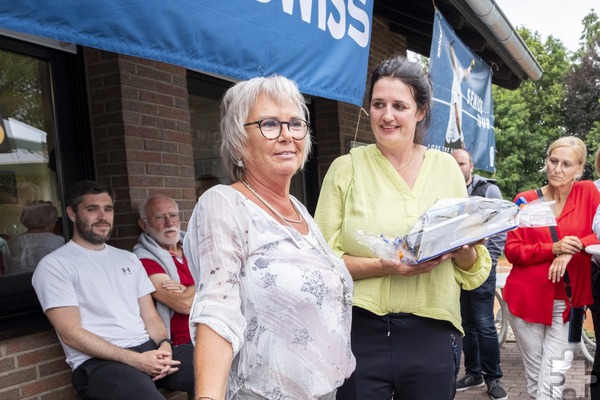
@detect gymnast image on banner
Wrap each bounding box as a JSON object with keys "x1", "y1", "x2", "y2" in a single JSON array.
[{"x1": 427, "y1": 9, "x2": 496, "y2": 172}]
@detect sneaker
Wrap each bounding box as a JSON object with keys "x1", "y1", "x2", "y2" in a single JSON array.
[
  {"x1": 456, "y1": 373, "x2": 484, "y2": 391},
  {"x1": 486, "y1": 379, "x2": 508, "y2": 400}
]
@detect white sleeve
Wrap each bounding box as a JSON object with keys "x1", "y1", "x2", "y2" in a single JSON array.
[
  {"x1": 32, "y1": 254, "x2": 79, "y2": 312},
  {"x1": 187, "y1": 187, "x2": 247, "y2": 354}
]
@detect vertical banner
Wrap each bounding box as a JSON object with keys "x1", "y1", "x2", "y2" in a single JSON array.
[{"x1": 427, "y1": 9, "x2": 495, "y2": 172}]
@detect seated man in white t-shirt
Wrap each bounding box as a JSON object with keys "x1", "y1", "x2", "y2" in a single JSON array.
[{"x1": 32, "y1": 180, "x2": 194, "y2": 400}]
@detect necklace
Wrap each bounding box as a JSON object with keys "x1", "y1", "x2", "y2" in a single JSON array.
[
  {"x1": 395, "y1": 145, "x2": 416, "y2": 172},
  {"x1": 242, "y1": 180, "x2": 304, "y2": 224},
  {"x1": 243, "y1": 181, "x2": 352, "y2": 307}
]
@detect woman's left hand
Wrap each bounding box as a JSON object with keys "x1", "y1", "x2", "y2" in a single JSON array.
[
  {"x1": 395, "y1": 257, "x2": 445, "y2": 276},
  {"x1": 446, "y1": 241, "x2": 482, "y2": 271},
  {"x1": 410, "y1": 241, "x2": 480, "y2": 272},
  {"x1": 548, "y1": 254, "x2": 573, "y2": 283}
]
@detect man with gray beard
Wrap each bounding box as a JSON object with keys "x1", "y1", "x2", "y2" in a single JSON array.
[
  {"x1": 32, "y1": 181, "x2": 194, "y2": 399},
  {"x1": 134, "y1": 195, "x2": 195, "y2": 345}
]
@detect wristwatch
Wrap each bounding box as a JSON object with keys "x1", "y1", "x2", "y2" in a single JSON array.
[{"x1": 157, "y1": 338, "x2": 173, "y2": 347}]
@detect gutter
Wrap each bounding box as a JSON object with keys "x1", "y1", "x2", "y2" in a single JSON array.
[{"x1": 450, "y1": 0, "x2": 543, "y2": 81}]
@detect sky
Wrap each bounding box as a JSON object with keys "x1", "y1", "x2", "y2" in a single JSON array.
[{"x1": 495, "y1": 0, "x2": 596, "y2": 52}]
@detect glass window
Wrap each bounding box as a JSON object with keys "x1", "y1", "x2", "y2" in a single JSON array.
[
  {"x1": 189, "y1": 93, "x2": 229, "y2": 197},
  {"x1": 0, "y1": 48, "x2": 63, "y2": 276}
]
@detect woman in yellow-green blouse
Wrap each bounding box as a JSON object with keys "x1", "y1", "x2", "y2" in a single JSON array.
[{"x1": 315, "y1": 55, "x2": 491, "y2": 400}]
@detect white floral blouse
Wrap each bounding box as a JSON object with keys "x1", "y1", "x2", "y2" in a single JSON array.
[{"x1": 186, "y1": 185, "x2": 355, "y2": 400}]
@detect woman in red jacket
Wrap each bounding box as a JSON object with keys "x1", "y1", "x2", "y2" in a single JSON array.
[{"x1": 504, "y1": 136, "x2": 600, "y2": 400}]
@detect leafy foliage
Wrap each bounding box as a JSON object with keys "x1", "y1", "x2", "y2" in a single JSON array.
[
  {"x1": 488, "y1": 11, "x2": 600, "y2": 198},
  {"x1": 0, "y1": 49, "x2": 44, "y2": 129},
  {"x1": 492, "y1": 29, "x2": 570, "y2": 198}
]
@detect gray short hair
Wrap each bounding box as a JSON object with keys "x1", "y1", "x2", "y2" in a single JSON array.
[
  {"x1": 219, "y1": 75, "x2": 312, "y2": 182},
  {"x1": 20, "y1": 201, "x2": 59, "y2": 230},
  {"x1": 138, "y1": 195, "x2": 179, "y2": 219}
]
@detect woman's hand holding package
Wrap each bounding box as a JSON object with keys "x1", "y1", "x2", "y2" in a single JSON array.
[
  {"x1": 446, "y1": 243, "x2": 479, "y2": 271},
  {"x1": 552, "y1": 235, "x2": 583, "y2": 255},
  {"x1": 381, "y1": 256, "x2": 447, "y2": 277}
]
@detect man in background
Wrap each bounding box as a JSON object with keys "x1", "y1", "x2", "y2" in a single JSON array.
[
  {"x1": 452, "y1": 149, "x2": 508, "y2": 400},
  {"x1": 134, "y1": 195, "x2": 195, "y2": 346}
]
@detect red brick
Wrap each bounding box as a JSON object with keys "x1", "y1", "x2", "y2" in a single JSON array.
[
  {"x1": 0, "y1": 367, "x2": 37, "y2": 388},
  {"x1": 38, "y1": 358, "x2": 70, "y2": 377},
  {"x1": 17, "y1": 345, "x2": 65, "y2": 367},
  {"x1": 20, "y1": 370, "x2": 72, "y2": 397},
  {"x1": 0, "y1": 356, "x2": 16, "y2": 373},
  {"x1": 0, "y1": 387, "x2": 21, "y2": 400},
  {"x1": 128, "y1": 150, "x2": 163, "y2": 163},
  {"x1": 2, "y1": 332, "x2": 58, "y2": 355}
]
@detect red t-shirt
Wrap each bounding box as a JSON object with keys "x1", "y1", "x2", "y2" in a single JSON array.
[{"x1": 141, "y1": 255, "x2": 194, "y2": 345}]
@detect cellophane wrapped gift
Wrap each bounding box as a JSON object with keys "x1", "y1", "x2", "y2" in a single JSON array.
[{"x1": 356, "y1": 196, "x2": 556, "y2": 265}]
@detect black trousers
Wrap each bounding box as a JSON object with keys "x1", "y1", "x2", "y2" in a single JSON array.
[
  {"x1": 336, "y1": 307, "x2": 461, "y2": 400},
  {"x1": 72, "y1": 340, "x2": 194, "y2": 400}
]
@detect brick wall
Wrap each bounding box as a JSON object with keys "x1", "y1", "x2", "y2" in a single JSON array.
[
  {"x1": 83, "y1": 49, "x2": 197, "y2": 250},
  {"x1": 0, "y1": 48, "x2": 197, "y2": 400},
  {"x1": 0, "y1": 329, "x2": 189, "y2": 400},
  {"x1": 314, "y1": 15, "x2": 407, "y2": 183},
  {"x1": 0, "y1": 330, "x2": 76, "y2": 400}
]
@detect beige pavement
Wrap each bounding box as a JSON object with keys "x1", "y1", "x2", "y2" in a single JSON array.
[{"x1": 454, "y1": 317, "x2": 593, "y2": 400}]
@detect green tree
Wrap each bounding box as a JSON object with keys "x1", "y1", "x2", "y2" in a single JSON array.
[
  {"x1": 0, "y1": 49, "x2": 44, "y2": 129},
  {"x1": 492, "y1": 29, "x2": 570, "y2": 198},
  {"x1": 564, "y1": 10, "x2": 600, "y2": 143},
  {"x1": 564, "y1": 11, "x2": 600, "y2": 174},
  {"x1": 578, "y1": 10, "x2": 600, "y2": 52}
]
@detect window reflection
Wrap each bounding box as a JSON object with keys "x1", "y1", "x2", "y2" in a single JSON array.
[
  {"x1": 0, "y1": 49, "x2": 62, "y2": 276},
  {"x1": 189, "y1": 94, "x2": 230, "y2": 196},
  {"x1": 3, "y1": 200, "x2": 64, "y2": 275}
]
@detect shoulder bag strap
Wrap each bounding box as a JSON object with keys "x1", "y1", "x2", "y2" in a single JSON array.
[{"x1": 537, "y1": 188, "x2": 573, "y2": 302}]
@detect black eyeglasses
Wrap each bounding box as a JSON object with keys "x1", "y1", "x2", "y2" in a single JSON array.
[
  {"x1": 143, "y1": 213, "x2": 180, "y2": 224},
  {"x1": 244, "y1": 118, "x2": 309, "y2": 140}
]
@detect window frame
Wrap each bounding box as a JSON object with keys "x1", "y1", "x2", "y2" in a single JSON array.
[{"x1": 0, "y1": 34, "x2": 94, "y2": 339}]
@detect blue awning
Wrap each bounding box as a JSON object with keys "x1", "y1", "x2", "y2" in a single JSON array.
[{"x1": 0, "y1": 1, "x2": 373, "y2": 106}]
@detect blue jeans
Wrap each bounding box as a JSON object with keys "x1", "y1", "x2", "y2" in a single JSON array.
[{"x1": 459, "y1": 270, "x2": 503, "y2": 381}]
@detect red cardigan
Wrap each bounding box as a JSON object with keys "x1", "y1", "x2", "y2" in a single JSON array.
[{"x1": 504, "y1": 180, "x2": 600, "y2": 325}]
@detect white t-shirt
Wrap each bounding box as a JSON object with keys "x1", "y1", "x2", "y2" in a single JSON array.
[{"x1": 32, "y1": 241, "x2": 155, "y2": 369}]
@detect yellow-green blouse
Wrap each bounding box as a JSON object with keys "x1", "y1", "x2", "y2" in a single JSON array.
[{"x1": 314, "y1": 145, "x2": 491, "y2": 334}]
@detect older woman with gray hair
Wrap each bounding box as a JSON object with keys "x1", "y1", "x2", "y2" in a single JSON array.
[
  {"x1": 185, "y1": 75, "x2": 355, "y2": 400},
  {"x1": 505, "y1": 136, "x2": 600, "y2": 399},
  {"x1": 4, "y1": 200, "x2": 65, "y2": 274}
]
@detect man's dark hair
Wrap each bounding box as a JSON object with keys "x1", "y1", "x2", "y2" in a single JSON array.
[{"x1": 64, "y1": 180, "x2": 113, "y2": 210}]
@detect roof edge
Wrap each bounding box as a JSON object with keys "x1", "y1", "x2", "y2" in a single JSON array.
[{"x1": 449, "y1": 0, "x2": 543, "y2": 81}]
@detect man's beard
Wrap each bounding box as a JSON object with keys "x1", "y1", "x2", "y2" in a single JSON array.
[
  {"x1": 76, "y1": 218, "x2": 112, "y2": 245},
  {"x1": 149, "y1": 227, "x2": 180, "y2": 248}
]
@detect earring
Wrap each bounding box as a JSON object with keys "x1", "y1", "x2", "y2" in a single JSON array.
[{"x1": 236, "y1": 159, "x2": 244, "y2": 167}]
